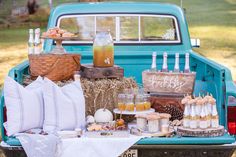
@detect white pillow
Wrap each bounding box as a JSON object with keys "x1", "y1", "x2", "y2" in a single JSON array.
[
  {"x1": 43, "y1": 78, "x2": 85, "y2": 133},
  {"x1": 3, "y1": 76, "x2": 44, "y2": 136}
]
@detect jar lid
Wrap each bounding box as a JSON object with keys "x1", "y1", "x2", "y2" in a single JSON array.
[
  {"x1": 159, "y1": 113, "x2": 171, "y2": 119},
  {"x1": 146, "y1": 112, "x2": 160, "y2": 120}
]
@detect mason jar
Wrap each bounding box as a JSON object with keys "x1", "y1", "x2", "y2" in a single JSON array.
[{"x1": 93, "y1": 31, "x2": 114, "y2": 67}]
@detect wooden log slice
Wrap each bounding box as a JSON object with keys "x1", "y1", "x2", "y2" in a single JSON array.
[
  {"x1": 81, "y1": 64, "x2": 124, "y2": 79},
  {"x1": 177, "y1": 126, "x2": 225, "y2": 137}
]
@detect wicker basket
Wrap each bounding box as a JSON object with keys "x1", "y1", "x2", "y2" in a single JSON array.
[{"x1": 29, "y1": 54, "x2": 81, "y2": 81}]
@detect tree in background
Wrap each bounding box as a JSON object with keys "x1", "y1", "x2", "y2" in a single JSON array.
[
  {"x1": 49, "y1": 0, "x2": 53, "y2": 9},
  {"x1": 27, "y1": 0, "x2": 39, "y2": 14}
]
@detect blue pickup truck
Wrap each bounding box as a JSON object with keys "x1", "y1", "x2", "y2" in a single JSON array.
[{"x1": 1, "y1": 2, "x2": 236, "y2": 157}]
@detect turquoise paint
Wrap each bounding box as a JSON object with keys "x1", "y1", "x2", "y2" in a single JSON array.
[
  {"x1": 137, "y1": 134, "x2": 235, "y2": 145},
  {"x1": 0, "y1": 2, "x2": 236, "y2": 146}
]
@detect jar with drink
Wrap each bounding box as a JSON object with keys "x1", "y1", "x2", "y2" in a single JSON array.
[{"x1": 93, "y1": 31, "x2": 114, "y2": 67}]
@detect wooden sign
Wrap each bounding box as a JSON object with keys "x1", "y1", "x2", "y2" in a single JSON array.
[
  {"x1": 142, "y1": 71, "x2": 196, "y2": 95},
  {"x1": 81, "y1": 64, "x2": 124, "y2": 79}
]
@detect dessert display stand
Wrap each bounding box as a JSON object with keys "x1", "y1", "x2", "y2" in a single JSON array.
[
  {"x1": 113, "y1": 108, "x2": 155, "y2": 115},
  {"x1": 41, "y1": 36, "x2": 80, "y2": 54},
  {"x1": 113, "y1": 108, "x2": 155, "y2": 123}
]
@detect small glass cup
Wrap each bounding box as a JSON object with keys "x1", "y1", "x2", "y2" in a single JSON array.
[
  {"x1": 117, "y1": 94, "x2": 126, "y2": 111},
  {"x1": 135, "y1": 94, "x2": 145, "y2": 111},
  {"x1": 125, "y1": 94, "x2": 135, "y2": 111},
  {"x1": 143, "y1": 94, "x2": 151, "y2": 110}
]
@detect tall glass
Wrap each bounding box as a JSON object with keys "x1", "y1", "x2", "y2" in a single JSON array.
[
  {"x1": 125, "y1": 94, "x2": 134, "y2": 111},
  {"x1": 143, "y1": 94, "x2": 151, "y2": 110},
  {"x1": 117, "y1": 94, "x2": 126, "y2": 111},
  {"x1": 135, "y1": 94, "x2": 145, "y2": 111}
]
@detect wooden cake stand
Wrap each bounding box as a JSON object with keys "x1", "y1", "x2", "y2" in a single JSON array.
[
  {"x1": 177, "y1": 125, "x2": 225, "y2": 137},
  {"x1": 113, "y1": 108, "x2": 155, "y2": 122},
  {"x1": 41, "y1": 36, "x2": 79, "y2": 54},
  {"x1": 113, "y1": 108, "x2": 155, "y2": 115}
]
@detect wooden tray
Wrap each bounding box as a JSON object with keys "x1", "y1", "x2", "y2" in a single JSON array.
[
  {"x1": 142, "y1": 128, "x2": 175, "y2": 137},
  {"x1": 177, "y1": 125, "x2": 225, "y2": 137}
]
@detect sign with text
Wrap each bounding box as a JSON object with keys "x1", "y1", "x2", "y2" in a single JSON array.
[{"x1": 142, "y1": 71, "x2": 196, "y2": 95}]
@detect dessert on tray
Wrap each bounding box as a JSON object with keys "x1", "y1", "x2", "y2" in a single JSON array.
[
  {"x1": 131, "y1": 112, "x2": 174, "y2": 137},
  {"x1": 178, "y1": 94, "x2": 224, "y2": 137},
  {"x1": 42, "y1": 27, "x2": 76, "y2": 38}
]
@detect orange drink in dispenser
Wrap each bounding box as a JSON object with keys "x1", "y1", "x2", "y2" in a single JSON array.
[{"x1": 93, "y1": 31, "x2": 114, "y2": 67}]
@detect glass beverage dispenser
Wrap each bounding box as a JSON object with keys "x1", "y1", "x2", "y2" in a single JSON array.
[{"x1": 93, "y1": 31, "x2": 114, "y2": 67}]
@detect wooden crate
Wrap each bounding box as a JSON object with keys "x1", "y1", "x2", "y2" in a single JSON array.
[
  {"x1": 80, "y1": 64, "x2": 124, "y2": 79},
  {"x1": 142, "y1": 71, "x2": 196, "y2": 96}
]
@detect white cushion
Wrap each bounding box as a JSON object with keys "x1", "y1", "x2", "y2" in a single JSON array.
[
  {"x1": 3, "y1": 76, "x2": 44, "y2": 136},
  {"x1": 43, "y1": 78, "x2": 85, "y2": 133}
]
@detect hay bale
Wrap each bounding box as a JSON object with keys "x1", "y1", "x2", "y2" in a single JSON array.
[{"x1": 81, "y1": 78, "x2": 137, "y2": 115}]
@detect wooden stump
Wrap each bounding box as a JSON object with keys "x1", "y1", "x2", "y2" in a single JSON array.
[
  {"x1": 177, "y1": 126, "x2": 225, "y2": 137},
  {"x1": 81, "y1": 64, "x2": 124, "y2": 79}
]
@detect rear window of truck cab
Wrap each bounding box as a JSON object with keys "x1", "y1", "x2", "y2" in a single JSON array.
[{"x1": 57, "y1": 14, "x2": 181, "y2": 44}]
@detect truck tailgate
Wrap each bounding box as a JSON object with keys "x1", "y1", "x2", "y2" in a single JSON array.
[{"x1": 137, "y1": 134, "x2": 235, "y2": 145}]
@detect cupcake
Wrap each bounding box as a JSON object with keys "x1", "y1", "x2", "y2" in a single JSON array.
[
  {"x1": 135, "y1": 114, "x2": 147, "y2": 131},
  {"x1": 146, "y1": 113, "x2": 160, "y2": 133}
]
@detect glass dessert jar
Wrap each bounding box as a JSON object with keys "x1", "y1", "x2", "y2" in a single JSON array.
[
  {"x1": 125, "y1": 94, "x2": 134, "y2": 111},
  {"x1": 135, "y1": 114, "x2": 147, "y2": 131},
  {"x1": 146, "y1": 113, "x2": 160, "y2": 133},
  {"x1": 117, "y1": 94, "x2": 126, "y2": 111},
  {"x1": 161, "y1": 124, "x2": 169, "y2": 133},
  {"x1": 189, "y1": 99, "x2": 198, "y2": 129},
  {"x1": 93, "y1": 31, "x2": 114, "y2": 67},
  {"x1": 210, "y1": 98, "x2": 219, "y2": 128},
  {"x1": 159, "y1": 113, "x2": 171, "y2": 126},
  {"x1": 135, "y1": 94, "x2": 145, "y2": 111},
  {"x1": 181, "y1": 96, "x2": 192, "y2": 128}
]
